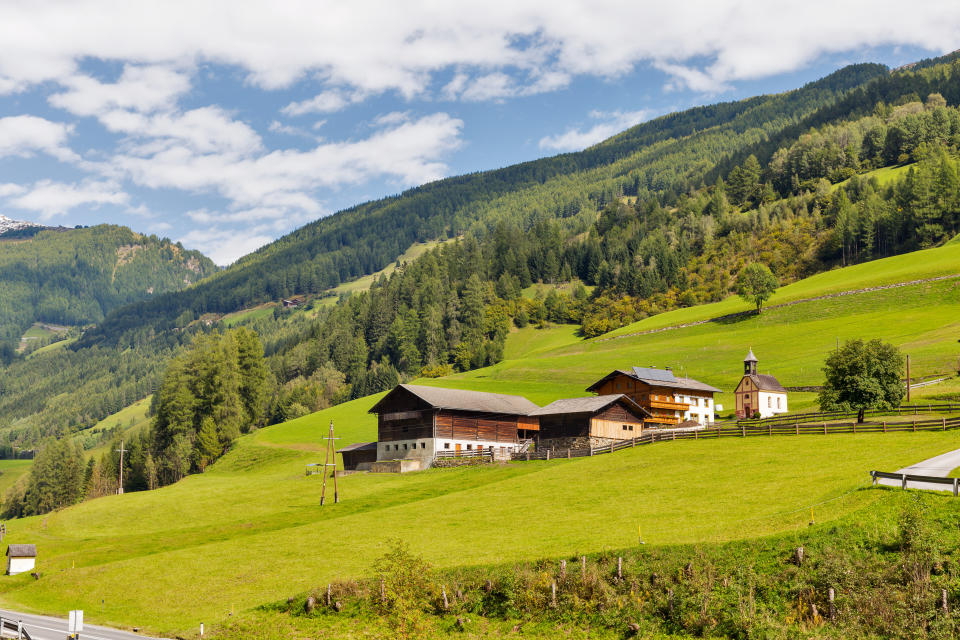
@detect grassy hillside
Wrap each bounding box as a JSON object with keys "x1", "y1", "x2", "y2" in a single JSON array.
[{"x1": 0, "y1": 241, "x2": 959, "y2": 634}]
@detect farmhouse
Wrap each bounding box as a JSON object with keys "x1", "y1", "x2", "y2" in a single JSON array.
[
  {"x1": 735, "y1": 349, "x2": 788, "y2": 418},
  {"x1": 586, "y1": 366, "x2": 720, "y2": 426},
  {"x1": 368, "y1": 384, "x2": 540, "y2": 468},
  {"x1": 531, "y1": 394, "x2": 650, "y2": 449},
  {"x1": 6, "y1": 544, "x2": 35, "y2": 575}
]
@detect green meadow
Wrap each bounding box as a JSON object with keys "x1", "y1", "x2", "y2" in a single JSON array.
[{"x1": 0, "y1": 243, "x2": 959, "y2": 634}]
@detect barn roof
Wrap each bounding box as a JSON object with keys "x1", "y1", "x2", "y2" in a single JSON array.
[
  {"x1": 530, "y1": 394, "x2": 651, "y2": 419},
  {"x1": 369, "y1": 384, "x2": 540, "y2": 416},
  {"x1": 586, "y1": 368, "x2": 722, "y2": 394},
  {"x1": 743, "y1": 374, "x2": 787, "y2": 393},
  {"x1": 6, "y1": 544, "x2": 35, "y2": 558},
  {"x1": 337, "y1": 441, "x2": 377, "y2": 453}
]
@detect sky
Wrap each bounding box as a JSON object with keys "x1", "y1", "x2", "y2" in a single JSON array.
[{"x1": 0, "y1": 2, "x2": 957, "y2": 265}]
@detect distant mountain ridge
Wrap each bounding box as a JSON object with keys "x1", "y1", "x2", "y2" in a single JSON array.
[{"x1": 0, "y1": 215, "x2": 47, "y2": 238}]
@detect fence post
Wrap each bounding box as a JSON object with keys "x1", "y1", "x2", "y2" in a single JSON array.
[
  {"x1": 943, "y1": 418, "x2": 947, "y2": 431},
  {"x1": 632, "y1": 437, "x2": 636, "y2": 447},
  {"x1": 883, "y1": 421, "x2": 887, "y2": 433},
  {"x1": 526, "y1": 451, "x2": 531, "y2": 461},
  {"x1": 589, "y1": 447, "x2": 593, "y2": 457},
  {"x1": 567, "y1": 448, "x2": 571, "y2": 459},
  {"x1": 824, "y1": 422, "x2": 828, "y2": 435},
  {"x1": 913, "y1": 419, "x2": 917, "y2": 432},
  {"x1": 954, "y1": 478, "x2": 958, "y2": 497},
  {"x1": 741, "y1": 425, "x2": 745, "y2": 437},
  {"x1": 546, "y1": 449, "x2": 551, "y2": 461},
  {"x1": 828, "y1": 587, "x2": 836, "y2": 620},
  {"x1": 796, "y1": 420, "x2": 799, "y2": 435},
  {"x1": 852, "y1": 421, "x2": 856, "y2": 434},
  {"x1": 902, "y1": 474, "x2": 908, "y2": 490},
  {"x1": 617, "y1": 556, "x2": 622, "y2": 580}
]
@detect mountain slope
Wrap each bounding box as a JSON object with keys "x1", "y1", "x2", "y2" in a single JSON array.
[
  {"x1": 82, "y1": 63, "x2": 889, "y2": 346},
  {"x1": 0, "y1": 225, "x2": 216, "y2": 357}
]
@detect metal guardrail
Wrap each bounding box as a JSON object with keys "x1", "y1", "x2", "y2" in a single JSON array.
[
  {"x1": 871, "y1": 470, "x2": 960, "y2": 495},
  {"x1": 0, "y1": 616, "x2": 32, "y2": 640}
]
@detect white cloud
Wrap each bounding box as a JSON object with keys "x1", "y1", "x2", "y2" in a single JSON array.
[
  {"x1": 0, "y1": 115, "x2": 79, "y2": 162},
  {"x1": 539, "y1": 109, "x2": 653, "y2": 152},
  {"x1": 113, "y1": 112, "x2": 463, "y2": 213},
  {"x1": 8, "y1": 179, "x2": 129, "y2": 219},
  {"x1": 0, "y1": 183, "x2": 25, "y2": 197},
  {"x1": 177, "y1": 225, "x2": 275, "y2": 266},
  {"x1": 281, "y1": 89, "x2": 365, "y2": 115},
  {"x1": 49, "y1": 64, "x2": 191, "y2": 116},
  {"x1": 0, "y1": 1, "x2": 957, "y2": 100}
]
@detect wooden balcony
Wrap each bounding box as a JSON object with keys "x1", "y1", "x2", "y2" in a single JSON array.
[
  {"x1": 647, "y1": 399, "x2": 689, "y2": 411},
  {"x1": 645, "y1": 415, "x2": 681, "y2": 425}
]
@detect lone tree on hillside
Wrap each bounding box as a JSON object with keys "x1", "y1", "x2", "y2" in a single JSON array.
[
  {"x1": 819, "y1": 338, "x2": 905, "y2": 423},
  {"x1": 736, "y1": 263, "x2": 778, "y2": 314}
]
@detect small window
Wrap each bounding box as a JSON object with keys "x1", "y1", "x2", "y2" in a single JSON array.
[
  {"x1": 444, "y1": 442, "x2": 450, "y2": 449},
  {"x1": 466, "y1": 444, "x2": 472, "y2": 450},
  {"x1": 394, "y1": 444, "x2": 399, "y2": 451},
  {"x1": 777, "y1": 397, "x2": 781, "y2": 409},
  {"x1": 421, "y1": 442, "x2": 426, "y2": 449},
  {"x1": 403, "y1": 443, "x2": 408, "y2": 450},
  {"x1": 767, "y1": 397, "x2": 772, "y2": 408}
]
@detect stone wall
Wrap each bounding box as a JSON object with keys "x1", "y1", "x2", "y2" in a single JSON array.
[{"x1": 538, "y1": 436, "x2": 619, "y2": 451}]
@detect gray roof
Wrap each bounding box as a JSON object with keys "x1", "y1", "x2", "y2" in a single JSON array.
[
  {"x1": 6, "y1": 544, "x2": 35, "y2": 557},
  {"x1": 530, "y1": 394, "x2": 651, "y2": 418},
  {"x1": 370, "y1": 384, "x2": 540, "y2": 415},
  {"x1": 587, "y1": 368, "x2": 722, "y2": 394},
  {"x1": 337, "y1": 441, "x2": 377, "y2": 453},
  {"x1": 745, "y1": 348, "x2": 758, "y2": 362},
  {"x1": 744, "y1": 374, "x2": 786, "y2": 393}
]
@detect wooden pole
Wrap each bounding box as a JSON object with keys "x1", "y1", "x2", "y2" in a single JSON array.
[
  {"x1": 581, "y1": 555, "x2": 586, "y2": 576},
  {"x1": 116, "y1": 440, "x2": 128, "y2": 495},
  {"x1": 560, "y1": 559, "x2": 566, "y2": 579},
  {"x1": 828, "y1": 587, "x2": 835, "y2": 620},
  {"x1": 320, "y1": 421, "x2": 340, "y2": 505},
  {"x1": 906, "y1": 355, "x2": 911, "y2": 402},
  {"x1": 617, "y1": 556, "x2": 622, "y2": 580}
]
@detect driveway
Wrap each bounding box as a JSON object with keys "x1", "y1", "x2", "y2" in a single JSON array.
[{"x1": 876, "y1": 448, "x2": 960, "y2": 492}]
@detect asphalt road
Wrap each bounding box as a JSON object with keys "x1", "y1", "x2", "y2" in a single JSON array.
[
  {"x1": 0, "y1": 609, "x2": 161, "y2": 640},
  {"x1": 876, "y1": 447, "x2": 960, "y2": 492}
]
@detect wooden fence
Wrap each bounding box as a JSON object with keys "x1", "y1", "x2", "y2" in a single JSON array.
[
  {"x1": 737, "y1": 403, "x2": 960, "y2": 429},
  {"x1": 511, "y1": 414, "x2": 960, "y2": 462}
]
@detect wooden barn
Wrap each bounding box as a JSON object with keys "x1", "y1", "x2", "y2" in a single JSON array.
[
  {"x1": 368, "y1": 384, "x2": 540, "y2": 467},
  {"x1": 531, "y1": 395, "x2": 650, "y2": 448}
]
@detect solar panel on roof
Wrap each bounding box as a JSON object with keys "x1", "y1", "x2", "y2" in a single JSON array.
[{"x1": 632, "y1": 366, "x2": 676, "y2": 382}]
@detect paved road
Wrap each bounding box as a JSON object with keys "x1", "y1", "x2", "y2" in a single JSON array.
[
  {"x1": 876, "y1": 448, "x2": 960, "y2": 492},
  {"x1": 0, "y1": 609, "x2": 160, "y2": 640}
]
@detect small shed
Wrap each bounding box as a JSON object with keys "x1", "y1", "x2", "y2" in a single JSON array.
[
  {"x1": 531, "y1": 394, "x2": 651, "y2": 448},
  {"x1": 6, "y1": 544, "x2": 36, "y2": 575},
  {"x1": 338, "y1": 442, "x2": 378, "y2": 470}
]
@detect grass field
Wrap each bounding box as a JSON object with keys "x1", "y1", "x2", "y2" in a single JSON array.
[
  {"x1": 0, "y1": 460, "x2": 33, "y2": 498},
  {"x1": 78, "y1": 397, "x2": 153, "y2": 458},
  {"x1": 220, "y1": 303, "x2": 276, "y2": 327},
  {"x1": 1, "y1": 243, "x2": 959, "y2": 634},
  {"x1": 330, "y1": 240, "x2": 447, "y2": 296}
]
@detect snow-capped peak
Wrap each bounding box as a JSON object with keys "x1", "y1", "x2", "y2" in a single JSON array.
[{"x1": 0, "y1": 215, "x2": 42, "y2": 235}]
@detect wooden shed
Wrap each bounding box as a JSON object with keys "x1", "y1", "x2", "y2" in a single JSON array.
[
  {"x1": 6, "y1": 544, "x2": 36, "y2": 576},
  {"x1": 368, "y1": 384, "x2": 540, "y2": 464},
  {"x1": 531, "y1": 394, "x2": 650, "y2": 448},
  {"x1": 337, "y1": 441, "x2": 378, "y2": 470}
]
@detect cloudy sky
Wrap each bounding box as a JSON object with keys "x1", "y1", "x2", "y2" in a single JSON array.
[{"x1": 0, "y1": 1, "x2": 957, "y2": 264}]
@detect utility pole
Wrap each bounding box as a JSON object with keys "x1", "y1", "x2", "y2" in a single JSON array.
[
  {"x1": 906, "y1": 354, "x2": 911, "y2": 402},
  {"x1": 320, "y1": 421, "x2": 340, "y2": 505},
  {"x1": 116, "y1": 440, "x2": 128, "y2": 495}
]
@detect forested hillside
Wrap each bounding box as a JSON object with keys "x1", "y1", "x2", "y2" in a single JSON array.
[
  {"x1": 4, "y1": 54, "x2": 960, "y2": 459},
  {"x1": 0, "y1": 225, "x2": 216, "y2": 361}
]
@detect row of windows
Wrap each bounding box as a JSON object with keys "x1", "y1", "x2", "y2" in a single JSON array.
[
  {"x1": 385, "y1": 442, "x2": 427, "y2": 452},
  {"x1": 621, "y1": 424, "x2": 635, "y2": 431}
]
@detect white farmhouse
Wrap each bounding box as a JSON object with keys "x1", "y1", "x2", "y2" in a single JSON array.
[
  {"x1": 734, "y1": 349, "x2": 788, "y2": 419},
  {"x1": 6, "y1": 544, "x2": 36, "y2": 575}
]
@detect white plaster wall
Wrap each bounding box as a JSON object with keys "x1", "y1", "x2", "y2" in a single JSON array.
[
  {"x1": 757, "y1": 392, "x2": 788, "y2": 418},
  {"x1": 377, "y1": 438, "x2": 518, "y2": 462},
  {"x1": 7, "y1": 557, "x2": 34, "y2": 575},
  {"x1": 678, "y1": 394, "x2": 715, "y2": 425}
]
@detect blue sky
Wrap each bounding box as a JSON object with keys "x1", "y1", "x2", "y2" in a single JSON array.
[{"x1": 0, "y1": 2, "x2": 957, "y2": 264}]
